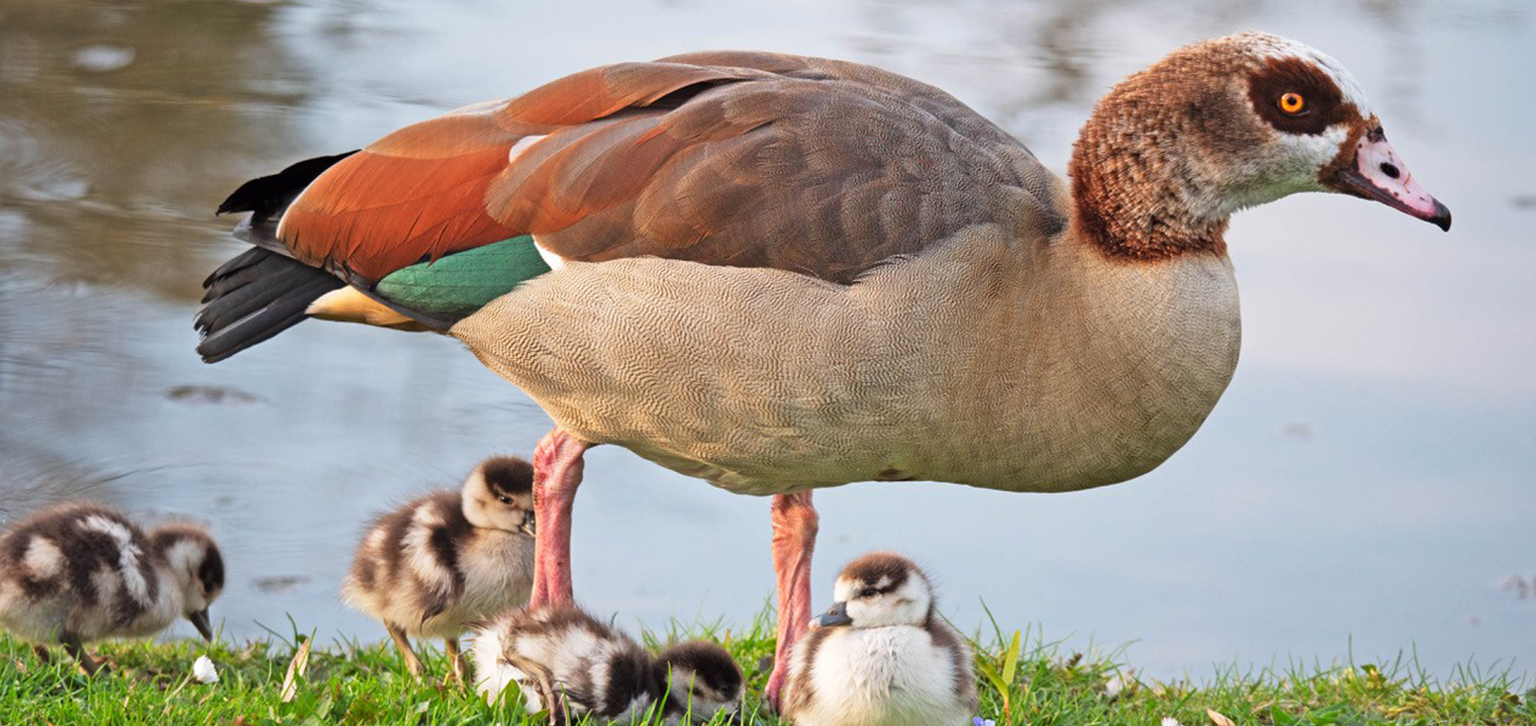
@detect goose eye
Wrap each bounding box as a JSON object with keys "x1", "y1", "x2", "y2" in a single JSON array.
[
  {"x1": 1278, "y1": 92, "x2": 1306, "y2": 115},
  {"x1": 859, "y1": 587, "x2": 878, "y2": 598},
  {"x1": 496, "y1": 495, "x2": 513, "y2": 505}
]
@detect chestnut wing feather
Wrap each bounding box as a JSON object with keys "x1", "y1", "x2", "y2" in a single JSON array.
[{"x1": 276, "y1": 54, "x2": 1059, "y2": 285}]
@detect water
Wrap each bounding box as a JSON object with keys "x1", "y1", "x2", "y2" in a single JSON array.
[{"x1": 1, "y1": 0, "x2": 1532, "y2": 681}]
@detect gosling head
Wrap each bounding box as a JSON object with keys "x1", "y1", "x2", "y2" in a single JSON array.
[
  {"x1": 460, "y1": 456, "x2": 536, "y2": 535},
  {"x1": 148, "y1": 524, "x2": 224, "y2": 641},
  {"x1": 810, "y1": 552, "x2": 933, "y2": 630},
  {"x1": 657, "y1": 640, "x2": 743, "y2": 723}
]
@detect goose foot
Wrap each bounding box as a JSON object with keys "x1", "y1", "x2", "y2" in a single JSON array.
[
  {"x1": 530, "y1": 428, "x2": 590, "y2": 609},
  {"x1": 386, "y1": 623, "x2": 425, "y2": 679},
  {"x1": 61, "y1": 635, "x2": 104, "y2": 676},
  {"x1": 445, "y1": 637, "x2": 467, "y2": 686},
  {"x1": 766, "y1": 491, "x2": 818, "y2": 711}
]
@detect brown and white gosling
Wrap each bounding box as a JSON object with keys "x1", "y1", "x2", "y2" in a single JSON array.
[
  {"x1": 0, "y1": 502, "x2": 225, "y2": 674},
  {"x1": 341, "y1": 455, "x2": 537, "y2": 681},
  {"x1": 471, "y1": 603, "x2": 743, "y2": 724},
  {"x1": 781, "y1": 552, "x2": 977, "y2": 726}
]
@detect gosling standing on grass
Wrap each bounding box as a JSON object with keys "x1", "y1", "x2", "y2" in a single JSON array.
[
  {"x1": 341, "y1": 456, "x2": 537, "y2": 681},
  {"x1": 471, "y1": 603, "x2": 743, "y2": 724},
  {"x1": 782, "y1": 552, "x2": 977, "y2": 726},
  {"x1": 0, "y1": 502, "x2": 224, "y2": 674}
]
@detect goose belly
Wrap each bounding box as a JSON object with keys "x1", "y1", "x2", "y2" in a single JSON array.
[
  {"x1": 801, "y1": 628, "x2": 969, "y2": 726},
  {"x1": 455, "y1": 226, "x2": 1240, "y2": 495}
]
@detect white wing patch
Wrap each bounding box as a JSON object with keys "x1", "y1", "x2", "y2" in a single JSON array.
[
  {"x1": 22, "y1": 536, "x2": 64, "y2": 579},
  {"x1": 403, "y1": 502, "x2": 454, "y2": 594},
  {"x1": 532, "y1": 238, "x2": 566, "y2": 271},
  {"x1": 508, "y1": 135, "x2": 547, "y2": 165},
  {"x1": 79, "y1": 515, "x2": 150, "y2": 605}
]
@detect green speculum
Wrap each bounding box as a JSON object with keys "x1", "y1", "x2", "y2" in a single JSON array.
[{"x1": 375, "y1": 234, "x2": 552, "y2": 322}]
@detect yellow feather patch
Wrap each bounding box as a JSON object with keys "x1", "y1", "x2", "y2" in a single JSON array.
[{"x1": 306, "y1": 287, "x2": 430, "y2": 331}]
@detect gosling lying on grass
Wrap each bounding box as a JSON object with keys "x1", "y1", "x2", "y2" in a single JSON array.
[
  {"x1": 0, "y1": 502, "x2": 224, "y2": 675},
  {"x1": 781, "y1": 552, "x2": 977, "y2": 726},
  {"x1": 471, "y1": 603, "x2": 743, "y2": 724},
  {"x1": 341, "y1": 455, "x2": 537, "y2": 682}
]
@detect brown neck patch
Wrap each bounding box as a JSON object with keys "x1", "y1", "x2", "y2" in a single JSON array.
[
  {"x1": 1068, "y1": 120, "x2": 1231, "y2": 262},
  {"x1": 1070, "y1": 160, "x2": 1230, "y2": 262},
  {"x1": 1068, "y1": 48, "x2": 1237, "y2": 263}
]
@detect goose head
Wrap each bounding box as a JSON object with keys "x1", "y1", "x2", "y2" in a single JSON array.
[
  {"x1": 810, "y1": 552, "x2": 933, "y2": 630},
  {"x1": 460, "y1": 456, "x2": 536, "y2": 535},
  {"x1": 1071, "y1": 32, "x2": 1450, "y2": 260},
  {"x1": 657, "y1": 640, "x2": 744, "y2": 723},
  {"x1": 148, "y1": 524, "x2": 225, "y2": 641}
]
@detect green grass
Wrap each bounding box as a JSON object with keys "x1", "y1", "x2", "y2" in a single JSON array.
[{"x1": 0, "y1": 610, "x2": 1530, "y2": 726}]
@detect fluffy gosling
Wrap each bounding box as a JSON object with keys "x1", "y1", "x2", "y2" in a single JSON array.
[
  {"x1": 0, "y1": 502, "x2": 224, "y2": 674},
  {"x1": 472, "y1": 603, "x2": 743, "y2": 724},
  {"x1": 781, "y1": 552, "x2": 977, "y2": 726},
  {"x1": 656, "y1": 640, "x2": 746, "y2": 723},
  {"x1": 341, "y1": 455, "x2": 536, "y2": 681}
]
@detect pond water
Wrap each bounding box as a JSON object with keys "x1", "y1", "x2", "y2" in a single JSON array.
[{"x1": 1, "y1": 0, "x2": 1532, "y2": 682}]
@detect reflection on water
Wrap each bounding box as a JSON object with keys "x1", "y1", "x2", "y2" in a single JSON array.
[{"x1": 1, "y1": 0, "x2": 1533, "y2": 681}]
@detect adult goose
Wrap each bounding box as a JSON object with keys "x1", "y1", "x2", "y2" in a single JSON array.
[{"x1": 196, "y1": 32, "x2": 1450, "y2": 703}]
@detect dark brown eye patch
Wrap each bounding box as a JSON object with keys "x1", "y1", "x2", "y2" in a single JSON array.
[{"x1": 1247, "y1": 57, "x2": 1356, "y2": 135}]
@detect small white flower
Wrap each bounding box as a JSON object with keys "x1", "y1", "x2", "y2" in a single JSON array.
[
  {"x1": 1161, "y1": 718, "x2": 1183, "y2": 726},
  {"x1": 192, "y1": 655, "x2": 220, "y2": 684},
  {"x1": 1103, "y1": 668, "x2": 1136, "y2": 699}
]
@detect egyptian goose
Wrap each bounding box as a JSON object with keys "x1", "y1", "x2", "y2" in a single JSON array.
[
  {"x1": 470, "y1": 603, "x2": 742, "y2": 723},
  {"x1": 782, "y1": 552, "x2": 976, "y2": 726},
  {"x1": 341, "y1": 456, "x2": 536, "y2": 681},
  {"x1": 0, "y1": 502, "x2": 224, "y2": 674},
  {"x1": 196, "y1": 32, "x2": 1451, "y2": 702}
]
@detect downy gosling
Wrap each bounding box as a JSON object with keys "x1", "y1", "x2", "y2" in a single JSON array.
[
  {"x1": 781, "y1": 552, "x2": 977, "y2": 726},
  {"x1": 0, "y1": 502, "x2": 224, "y2": 674},
  {"x1": 472, "y1": 602, "x2": 743, "y2": 724},
  {"x1": 341, "y1": 455, "x2": 537, "y2": 681}
]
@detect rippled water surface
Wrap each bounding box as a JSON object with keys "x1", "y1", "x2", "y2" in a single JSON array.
[{"x1": 1, "y1": 0, "x2": 1532, "y2": 680}]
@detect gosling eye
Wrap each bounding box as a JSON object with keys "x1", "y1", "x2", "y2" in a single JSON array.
[
  {"x1": 858, "y1": 587, "x2": 878, "y2": 598},
  {"x1": 496, "y1": 495, "x2": 513, "y2": 505}
]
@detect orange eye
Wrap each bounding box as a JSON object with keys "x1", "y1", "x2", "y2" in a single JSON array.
[{"x1": 1279, "y1": 92, "x2": 1306, "y2": 114}]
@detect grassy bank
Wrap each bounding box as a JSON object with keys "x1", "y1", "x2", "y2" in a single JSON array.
[{"x1": 0, "y1": 614, "x2": 1529, "y2": 725}]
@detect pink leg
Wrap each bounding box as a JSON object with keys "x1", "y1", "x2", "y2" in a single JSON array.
[
  {"x1": 765, "y1": 491, "x2": 818, "y2": 711},
  {"x1": 529, "y1": 428, "x2": 590, "y2": 609}
]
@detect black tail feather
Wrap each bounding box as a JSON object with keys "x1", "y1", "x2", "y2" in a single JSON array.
[
  {"x1": 199, "y1": 151, "x2": 359, "y2": 362},
  {"x1": 217, "y1": 150, "x2": 359, "y2": 229},
  {"x1": 194, "y1": 247, "x2": 344, "y2": 363}
]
